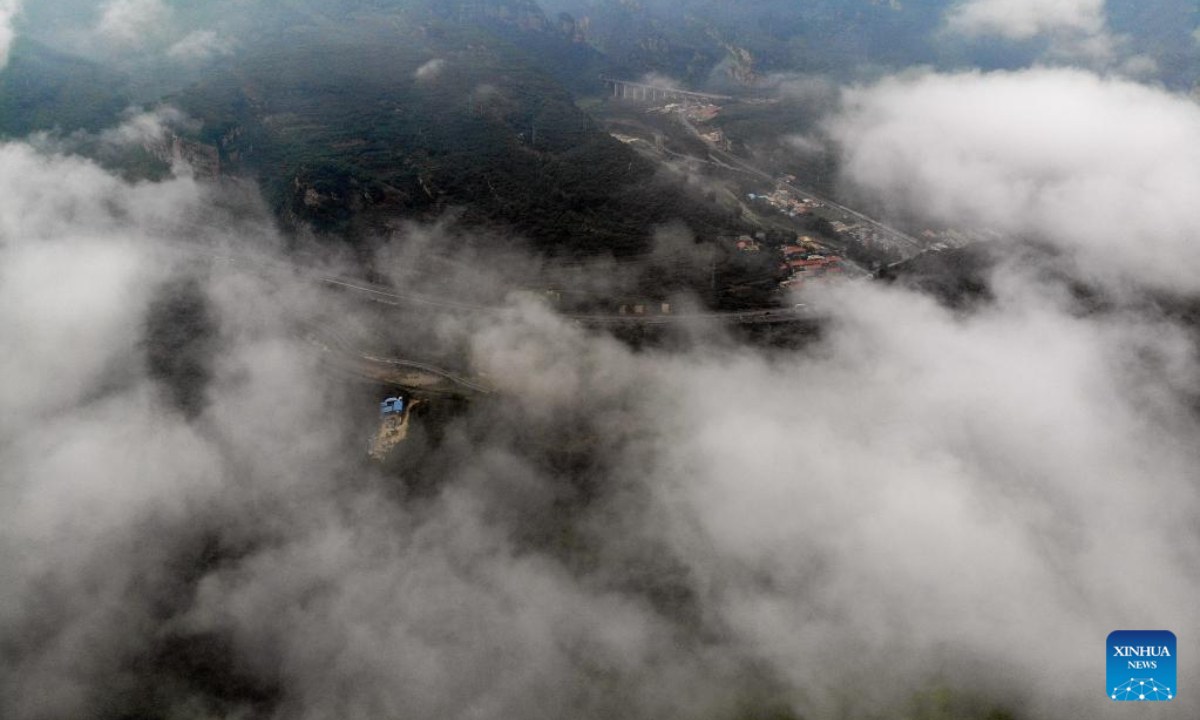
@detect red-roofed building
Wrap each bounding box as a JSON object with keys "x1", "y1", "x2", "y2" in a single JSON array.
[{"x1": 782, "y1": 253, "x2": 847, "y2": 286}]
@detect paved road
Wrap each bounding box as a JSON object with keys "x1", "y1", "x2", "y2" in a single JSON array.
[
  {"x1": 357, "y1": 354, "x2": 495, "y2": 394},
  {"x1": 193, "y1": 230, "x2": 817, "y2": 327},
  {"x1": 301, "y1": 320, "x2": 496, "y2": 395},
  {"x1": 675, "y1": 116, "x2": 926, "y2": 256},
  {"x1": 314, "y1": 273, "x2": 811, "y2": 325}
]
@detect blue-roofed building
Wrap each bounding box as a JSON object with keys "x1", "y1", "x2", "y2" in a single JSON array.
[{"x1": 380, "y1": 397, "x2": 405, "y2": 417}]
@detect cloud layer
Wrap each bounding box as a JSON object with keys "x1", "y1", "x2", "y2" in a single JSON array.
[
  {"x1": 3, "y1": 66, "x2": 1200, "y2": 720},
  {"x1": 947, "y1": 0, "x2": 1108, "y2": 40},
  {"x1": 95, "y1": 0, "x2": 169, "y2": 48},
  {"x1": 167, "y1": 29, "x2": 233, "y2": 62},
  {"x1": 0, "y1": 0, "x2": 19, "y2": 70},
  {"x1": 830, "y1": 67, "x2": 1200, "y2": 292},
  {"x1": 945, "y1": 0, "x2": 1117, "y2": 63},
  {"x1": 414, "y1": 57, "x2": 446, "y2": 82}
]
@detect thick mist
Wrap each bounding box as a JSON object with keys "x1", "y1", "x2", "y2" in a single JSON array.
[
  {"x1": 829, "y1": 67, "x2": 1200, "y2": 293},
  {"x1": 3, "y1": 100, "x2": 1200, "y2": 720},
  {"x1": 0, "y1": 0, "x2": 19, "y2": 69},
  {"x1": 3, "y1": 1, "x2": 1200, "y2": 719}
]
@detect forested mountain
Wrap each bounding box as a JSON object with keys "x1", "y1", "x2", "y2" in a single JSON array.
[
  {"x1": 539, "y1": 0, "x2": 1200, "y2": 87},
  {"x1": 1, "y1": 0, "x2": 742, "y2": 256},
  {"x1": 0, "y1": 39, "x2": 130, "y2": 136},
  {"x1": 3, "y1": 0, "x2": 1197, "y2": 255},
  {"x1": 172, "y1": 30, "x2": 735, "y2": 254}
]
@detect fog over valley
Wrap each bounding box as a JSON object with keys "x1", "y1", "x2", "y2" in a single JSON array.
[{"x1": 1, "y1": 1, "x2": 1199, "y2": 719}]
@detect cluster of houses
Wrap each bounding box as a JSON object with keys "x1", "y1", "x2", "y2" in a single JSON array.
[
  {"x1": 700, "y1": 128, "x2": 731, "y2": 149},
  {"x1": 747, "y1": 187, "x2": 822, "y2": 218},
  {"x1": 832, "y1": 219, "x2": 898, "y2": 254},
  {"x1": 779, "y1": 238, "x2": 844, "y2": 288},
  {"x1": 618, "y1": 302, "x2": 672, "y2": 316}
]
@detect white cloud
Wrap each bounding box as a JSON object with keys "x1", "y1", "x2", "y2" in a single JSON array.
[
  {"x1": 0, "y1": 0, "x2": 20, "y2": 71},
  {"x1": 96, "y1": 0, "x2": 169, "y2": 48},
  {"x1": 768, "y1": 73, "x2": 838, "y2": 104},
  {"x1": 167, "y1": 29, "x2": 233, "y2": 62},
  {"x1": 946, "y1": 0, "x2": 1117, "y2": 62},
  {"x1": 4, "y1": 68, "x2": 1200, "y2": 719},
  {"x1": 785, "y1": 133, "x2": 825, "y2": 156},
  {"x1": 0, "y1": 138, "x2": 714, "y2": 719},
  {"x1": 637, "y1": 71, "x2": 681, "y2": 89},
  {"x1": 464, "y1": 272, "x2": 1200, "y2": 719},
  {"x1": 829, "y1": 67, "x2": 1200, "y2": 292},
  {"x1": 98, "y1": 105, "x2": 191, "y2": 146},
  {"x1": 1118, "y1": 53, "x2": 1159, "y2": 79},
  {"x1": 414, "y1": 58, "x2": 446, "y2": 82},
  {"x1": 947, "y1": 0, "x2": 1107, "y2": 40}
]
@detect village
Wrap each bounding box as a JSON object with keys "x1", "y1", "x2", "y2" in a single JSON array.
[
  {"x1": 731, "y1": 231, "x2": 846, "y2": 290},
  {"x1": 597, "y1": 83, "x2": 1003, "y2": 313}
]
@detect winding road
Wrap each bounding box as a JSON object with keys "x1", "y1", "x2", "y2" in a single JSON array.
[{"x1": 673, "y1": 114, "x2": 926, "y2": 256}]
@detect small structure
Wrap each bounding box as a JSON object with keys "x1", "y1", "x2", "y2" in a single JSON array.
[
  {"x1": 371, "y1": 398, "x2": 423, "y2": 461},
  {"x1": 618, "y1": 299, "x2": 672, "y2": 316},
  {"x1": 380, "y1": 397, "x2": 405, "y2": 417},
  {"x1": 782, "y1": 252, "x2": 844, "y2": 286}
]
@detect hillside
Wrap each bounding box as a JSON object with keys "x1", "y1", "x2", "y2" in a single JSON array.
[
  {"x1": 0, "y1": 39, "x2": 131, "y2": 137},
  {"x1": 172, "y1": 23, "x2": 740, "y2": 256},
  {"x1": 0, "y1": 0, "x2": 744, "y2": 257},
  {"x1": 539, "y1": 0, "x2": 1200, "y2": 88}
]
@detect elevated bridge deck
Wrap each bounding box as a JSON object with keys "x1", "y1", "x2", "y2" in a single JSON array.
[{"x1": 600, "y1": 76, "x2": 734, "y2": 104}]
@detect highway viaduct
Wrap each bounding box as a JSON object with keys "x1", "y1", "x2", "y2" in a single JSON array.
[{"x1": 600, "y1": 76, "x2": 733, "y2": 104}]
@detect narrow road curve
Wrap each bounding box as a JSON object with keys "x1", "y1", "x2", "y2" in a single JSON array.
[
  {"x1": 301, "y1": 321, "x2": 495, "y2": 395},
  {"x1": 358, "y1": 354, "x2": 495, "y2": 395}
]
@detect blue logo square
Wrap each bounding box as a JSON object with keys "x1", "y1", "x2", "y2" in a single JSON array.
[{"x1": 1108, "y1": 630, "x2": 1176, "y2": 701}]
